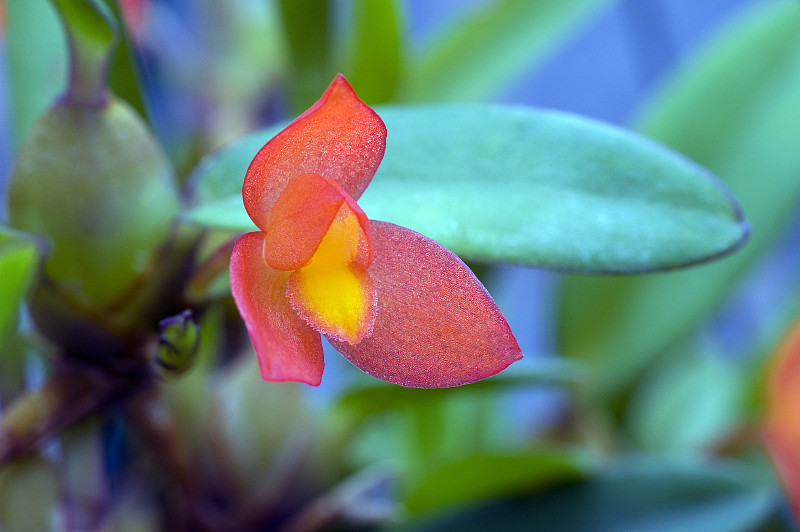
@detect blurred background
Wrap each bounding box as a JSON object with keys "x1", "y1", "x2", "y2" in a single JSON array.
[{"x1": 2, "y1": 0, "x2": 800, "y2": 530}]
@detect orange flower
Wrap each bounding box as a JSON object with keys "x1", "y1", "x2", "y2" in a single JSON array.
[
  {"x1": 764, "y1": 318, "x2": 800, "y2": 522},
  {"x1": 229, "y1": 75, "x2": 522, "y2": 387}
]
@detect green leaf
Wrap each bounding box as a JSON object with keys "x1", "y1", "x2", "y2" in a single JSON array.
[
  {"x1": 99, "y1": 0, "x2": 148, "y2": 119},
  {"x1": 277, "y1": 0, "x2": 334, "y2": 113},
  {"x1": 5, "y1": 0, "x2": 67, "y2": 146},
  {"x1": 184, "y1": 105, "x2": 747, "y2": 273},
  {"x1": 627, "y1": 348, "x2": 748, "y2": 452},
  {"x1": 401, "y1": 457, "x2": 778, "y2": 532},
  {"x1": 405, "y1": 450, "x2": 588, "y2": 515},
  {"x1": 340, "y1": 0, "x2": 404, "y2": 104},
  {"x1": 0, "y1": 228, "x2": 40, "y2": 348},
  {"x1": 404, "y1": 0, "x2": 616, "y2": 102},
  {"x1": 335, "y1": 358, "x2": 581, "y2": 421},
  {"x1": 50, "y1": 0, "x2": 118, "y2": 105},
  {"x1": 558, "y1": 0, "x2": 800, "y2": 399}
]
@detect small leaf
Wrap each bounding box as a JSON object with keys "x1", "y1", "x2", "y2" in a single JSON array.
[
  {"x1": 0, "y1": 228, "x2": 39, "y2": 348},
  {"x1": 185, "y1": 105, "x2": 748, "y2": 273},
  {"x1": 404, "y1": 0, "x2": 616, "y2": 102},
  {"x1": 401, "y1": 457, "x2": 778, "y2": 532},
  {"x1": 405, "y1": 450, "x2": 588, "y2": 515}
]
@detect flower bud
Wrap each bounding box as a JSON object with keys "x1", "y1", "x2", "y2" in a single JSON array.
[
  {"x1": 7, "y1": 98, "x2": 181, "y2": 353},
  {"x1": 156, "y1": 310, "x2": 199, "y2": 376}
]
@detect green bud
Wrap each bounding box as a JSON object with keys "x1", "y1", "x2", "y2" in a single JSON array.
[
  {"x1": 7, "y1": 98, "x2": 181, "y2": 353},
  {"x1": 157, "y1": 310, "x2": 200, "y2": 376}
]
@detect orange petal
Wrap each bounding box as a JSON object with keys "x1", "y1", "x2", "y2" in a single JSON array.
[
  {"x1": 763, "y1": 427, "x2": 800, "y2": 522},
  {"x1": 764, "y1": 317, "x2": 800, "y2": 520},
  {"x1": 329, "y1": 221, "x2": 522, "y2": 388},
  {"x1": 243, "y1": 74, "x2": 387, "y2": 230},
  {"x1": 283, "y1": 194, "x2": 377, "y2": 344},
  {"x1": 766, "y1": 319, "x2": 800, "y2": 448},
  {"x1": 264, "y1": 173, "x2": 372, "y2": 272},
  {"x1": 229, "y1": 231, "x2": 324, "y2": 385}
]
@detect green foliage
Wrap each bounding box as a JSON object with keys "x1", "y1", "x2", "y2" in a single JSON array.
[
  {"x1": 277, "y1": 0, "x2": 333, "y2": 112},
  {"x1": 341, "y1": 0, "x2": 405, "y2": 104},
  {"x1": 404, "y1": 450, "x2": 588, "y2": 515},
  {"x1": 558, "y1": 0, "x2": 800, "y2": 399},
  {"x1": 404, "y1": 0, "x2": 616, "y2": 102},
  {"x1": 1, "y1": 0, "x2": 796, "y2": 529},
  {"x1": 4, "y1": 0, "x2": 66, "y2": 145},
  {"x1": 0, "y1": 229, "x2": 39, "y2": 348},
  {"x1": 626, "y1": 349, "x2": 750, "y2": 452},
  {"x1": 401, "y1": 457, "x2": 778, "y2": 531},
  {"x1": 278, "y1": 0, "x2": 405, "y2": 110},
  {"x1": 186, "y1": 105, "x2": 747, "y2": 272}
]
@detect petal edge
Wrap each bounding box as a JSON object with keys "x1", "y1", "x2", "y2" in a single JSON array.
[
  {"x1": 329, "y1": 222, "x2": 522, "y2": 388},
  {"x1": 230, "y1": 231, "x2": 324, "y2": 385},
  {"x1": 242, "y1": 75, "x2": 386, "y2": 230}
]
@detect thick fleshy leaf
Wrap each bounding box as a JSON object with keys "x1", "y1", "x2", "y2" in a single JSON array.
[
  {"x1": 229, "y1": 231, "x2": 324, "y2": 385},
  {"x1": 185, "y1": 105, "x2": 747, "y2": 273},
  {"x1": 329, "y1": 221, "x2": 522, "y2": 388},
  {"x1": 264, "y1": 173, "x2": 372, "y2": 271},
  {"x1": 242, "y1": 75, "x2": 386, "y2": 231},
  {"x1": 557, "y1": 0, "x2": 800, "y2": 399}
]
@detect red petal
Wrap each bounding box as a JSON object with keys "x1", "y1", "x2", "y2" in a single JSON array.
[
  {"x1": 264, "y1": 173, "x2": 372, "y2": 271},
  {"x1": 229, "y1": 231, "x2": 324, "y2": 385},
  {"x1": 328, "y1": 221, "x2": 523, "y2": 388},
  {"x1": 243, "y1": 74, "x2": 387, "y2": 230}
]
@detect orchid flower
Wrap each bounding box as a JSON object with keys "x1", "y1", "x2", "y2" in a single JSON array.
[
  {"x1": 229, "y1": 75, "x2": 522, "y2": 388},
  {"x1": 764, "y1": 319, "x2": 800, "y2": 521}
]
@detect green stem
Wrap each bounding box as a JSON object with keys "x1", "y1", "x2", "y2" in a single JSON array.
[{"x1": 50, "y1": 0, "x2": 117, "y2": 107}]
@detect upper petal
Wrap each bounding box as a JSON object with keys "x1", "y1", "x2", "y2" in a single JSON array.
[
  {"x1": 243, "y1": 74, "x2": 387, "y2": 230},
  {"x1": 328, "y1": 221, "x2": 523, "y2": 388},
  {"x1": 263, "y1": 172, "x2": 372, "y2": 272},
  {"x1": 229, "y1": 231, "x2": 324, "y2": 385},
  {"x1": 264, "y1": 172, "x2": 376, "y2": 343}
]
